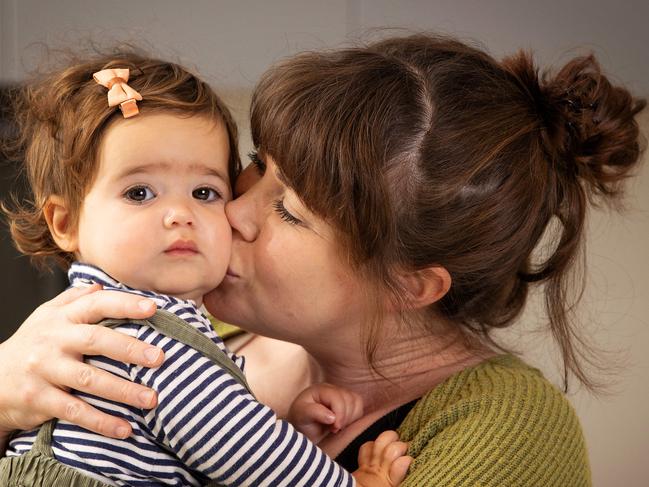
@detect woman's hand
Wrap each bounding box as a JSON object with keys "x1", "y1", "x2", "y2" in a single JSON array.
[{"x1": 0, "y1": 284, "x2": 164, "y2": 446}]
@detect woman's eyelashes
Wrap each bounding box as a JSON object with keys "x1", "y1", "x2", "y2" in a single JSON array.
[
  {"x1": 248, "y1": 151, "x2": 267, "y2": 175},
  {"x1": 247, "y1": 151, "x2": 302, "y2": 226},
  {"x1": 273, "y1": 199, "x2": 302, "y2": 225}
]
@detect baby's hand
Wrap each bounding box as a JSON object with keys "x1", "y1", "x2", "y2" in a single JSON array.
[
  {"x1": 287, "y1": 383, "x2": 363, "y2": 443},
  {"x1": 353, "y1": 430, "x2": 412, "y2": 487}
]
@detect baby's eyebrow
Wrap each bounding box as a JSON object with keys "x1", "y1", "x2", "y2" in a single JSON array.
[
  {"x1": 192, "y1": 164, "x2": 229, "y2": 181},
  {"x1": 116, "y1": 161, "x2": 228, "y2": 182}
]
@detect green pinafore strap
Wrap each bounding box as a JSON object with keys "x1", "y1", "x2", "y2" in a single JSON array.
[{"x1": 0, "y1": 309, "x2": 254, "y2": 487}]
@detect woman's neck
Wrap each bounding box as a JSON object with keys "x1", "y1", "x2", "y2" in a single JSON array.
[
  {"x1": 300, "y1": 316, "x2": 495, "y2": 457},
  {"x1": 304, "y1": 318, "x2": 495, "y2": 414}
]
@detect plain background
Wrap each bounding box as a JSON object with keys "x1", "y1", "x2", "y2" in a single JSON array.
[{"x1": 1, "y1": 1, "x2": 648, "y2": 485}]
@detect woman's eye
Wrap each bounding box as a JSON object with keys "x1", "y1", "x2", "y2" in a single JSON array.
[
  {"x1": 193, "y1": 187, "x2": 221, "y2": 201},
  {"x1": 248, "y1": 151, "x2": 267, "y2": 175},
  {"x1": 272, "y1": 199, "x2": 302, "y2": 226},
  {"x1": 124, "y1": 186, "x2": 156, "y2": 202}
]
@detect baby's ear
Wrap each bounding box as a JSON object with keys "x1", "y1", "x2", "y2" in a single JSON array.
[{"x1": 43, "y1": 195, "x2": 78, "y2": 252}]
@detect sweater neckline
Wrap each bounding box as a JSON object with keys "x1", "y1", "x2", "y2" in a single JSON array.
[
  {"x1": 333, "y1": 353, "x2": 522, "y2": 470},
  {"x1": 334, "y1": 398, "x2": 420, "y2": 471}
]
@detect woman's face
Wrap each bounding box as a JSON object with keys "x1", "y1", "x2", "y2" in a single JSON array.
[{"x1": 203, "y1": 153, "x2": 367, "y2": 345}]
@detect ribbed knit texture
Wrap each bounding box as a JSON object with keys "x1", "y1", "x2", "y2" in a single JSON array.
[{"x1": 398, "y1": 354, "x2": 591, "y2": 486}]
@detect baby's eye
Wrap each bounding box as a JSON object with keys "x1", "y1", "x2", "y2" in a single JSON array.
[
  {"x1": 193, "y1": 187, "x2": 221, "y2": 201},
  {"x1": 124, "y1": 185, "x2": 156, "y2": 202}
]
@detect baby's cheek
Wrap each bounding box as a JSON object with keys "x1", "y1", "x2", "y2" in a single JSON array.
[
  {"x1": 114, "y1": 231, "x2": 149, "y2": 256},
  {"x1": 207, "y1": 216, "x2": 232, "y2": 258},
  {"x1": 105, "y1": 233, "x2": 157, "y2": 270}
]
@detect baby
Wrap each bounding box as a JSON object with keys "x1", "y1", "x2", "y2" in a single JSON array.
[{"x1": 0, "y1": 52, "x2": 410, "y2": 486}]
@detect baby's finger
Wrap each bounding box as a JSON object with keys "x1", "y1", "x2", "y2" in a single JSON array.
[
  {"x1": 302, "y1": 403, "x2": 336, "y2": 426},
  {"x1": 382, "y1": 441, "x2": 409, "y2": 462},
  {"x1": 35, "y1": 387, "x2": 133, "y2": 439},
  {"x1": 389, "y1": 456, "x2": 413, "y2": 485},
  {"x1": 357, "y1": 440, "x2": 374, "y2": 466},
  {"x1": 372, "y1": 430, "x2": 400, "y2": 455},
  {"x1": 62, "y1": 323, "x2": 164, "y2": 367},
  {"x1": 47, "y1": 358, "x2": 158, "y2": 410},
  {"x1": 65, "y1": 290, "x2": 157, "y2": 326},
  {"x1": 314, "y1": 384, "x2": 346, "y2": 412},
  {"x1": 347, "y1": 391, "x2": 364, "y2": 424},
  {"x1": 325, "y1": 389, "x2": 363, "y2": 431}
]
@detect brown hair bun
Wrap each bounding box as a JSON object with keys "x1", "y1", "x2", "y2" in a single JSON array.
[{"x1": 503, "y1": 51, "x2": 646, "y2": 203}]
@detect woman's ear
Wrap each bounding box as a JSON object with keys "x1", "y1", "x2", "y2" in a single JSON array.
[
  {"x1": 400, "y1": 266, "x2": 452, "y2": 310},
  {"x1": 43, "y1": 195, "x2": 78, "y2": 253}
]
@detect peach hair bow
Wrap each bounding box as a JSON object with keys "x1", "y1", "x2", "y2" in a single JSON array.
[{"x1": 93, "y1": 68, "x2": 143, "y2": 118}]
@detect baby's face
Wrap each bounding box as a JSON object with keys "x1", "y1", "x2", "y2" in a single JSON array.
[{"x1": 74, "y1": 112, "x2": 232, "y2": 304}]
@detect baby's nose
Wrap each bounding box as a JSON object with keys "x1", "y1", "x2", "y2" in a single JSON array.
[{"x1": 163, "y1": 205, "x2": 194, "y2": 227}]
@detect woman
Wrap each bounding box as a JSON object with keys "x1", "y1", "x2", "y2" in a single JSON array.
[{"x1": 0, "y1": 34, "x2": 645, "y2": 485}]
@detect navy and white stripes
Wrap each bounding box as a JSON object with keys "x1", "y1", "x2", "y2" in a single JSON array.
[{"x1": 8, "y1": 263, "x2": 354, "y2": 487}]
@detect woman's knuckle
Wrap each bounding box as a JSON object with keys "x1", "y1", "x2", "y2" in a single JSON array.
[
  {"x1": 77, "y1": 367, "x2": 93, "y2": 388},
  {"x1": 83, "y1": 325, "x2": 101, "y2": 349},
  {"x1": 118, "y1": 382, "x2": 132, "y2": 403},
  {"x1": 24, "y1": 352, "x2": 41, "y2": 373},
  {"x1": 20, "y1": 383, "x2": 38, "y2": 407},
  {"x1": 93, "y1": 415, "x2": 108, "y2": 435},
  {"x1": 124, "y1": 339, "x2": 139, "y2": 361},
  {"x1": 65, "y1": 401, "x2": 82, "y2": 421},
  {"x1": 82, "y1": 297, "x2": 100, "y2": 320}
]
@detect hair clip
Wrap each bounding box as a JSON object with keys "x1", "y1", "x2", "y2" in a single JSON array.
[
  {"x1": 562, "y1": 90, "x2": 598, "y2": 113},
  {"x1": 93, "y1": 68, "x2": 143, "y2": 118}
]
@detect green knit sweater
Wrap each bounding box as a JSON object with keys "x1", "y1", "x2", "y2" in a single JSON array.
[{"x1": 397, "y1": 354, "x2": 591, "y2": 486}]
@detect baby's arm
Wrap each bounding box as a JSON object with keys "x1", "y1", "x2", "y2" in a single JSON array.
[
  {"x1": 288, "y1": 385, "x2": 412, "y2": 486},
  {"x1": 353, "y1": 431, "x2": 412, "y2": 487},
  {"x1": 288, "y1": 383, "x2": 363, "y2": 443},
  {"x1": 137, "y1": 336, "x2": 355, "y2": 486}
]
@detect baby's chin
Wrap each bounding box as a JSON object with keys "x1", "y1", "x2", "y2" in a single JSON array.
[
  {"x1": 129, "y1": 279, "x2": 216, "y2": 306},
  {"x1": 109, "y1": 270, "x2": 223, "y2": 306},
  {"x1": 149, "y1": 285, "x2": 208, "y2": 305}
]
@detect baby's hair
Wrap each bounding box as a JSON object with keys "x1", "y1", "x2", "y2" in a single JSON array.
[{"x1": 2, "y1": 48, "x2": 240, "y2": 269}]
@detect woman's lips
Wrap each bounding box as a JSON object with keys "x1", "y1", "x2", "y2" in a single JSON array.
[{"x1": 165, "y1": 240, "x2": 199, "y2": 256}]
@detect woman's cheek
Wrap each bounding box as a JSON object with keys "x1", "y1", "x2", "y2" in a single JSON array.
[{"x1": 251, "y1": 229, "x2": 313, "y2": 317}]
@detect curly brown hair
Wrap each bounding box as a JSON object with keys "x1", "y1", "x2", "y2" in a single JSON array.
[{"x1": 2, "y1": 48, "x2": 240, "y2": 269}]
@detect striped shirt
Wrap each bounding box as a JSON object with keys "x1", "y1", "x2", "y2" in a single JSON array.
[{"x1": 8, "y1": 263, "x2": 354, "y2": 487}]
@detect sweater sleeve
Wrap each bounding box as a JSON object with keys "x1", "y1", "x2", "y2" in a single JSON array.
[
  {"x1": 397, "y1": 357, "x2": 591, "y2": 487},
  {"x1": 132, "y1": 329, "x2": 354, "y2": 487}
]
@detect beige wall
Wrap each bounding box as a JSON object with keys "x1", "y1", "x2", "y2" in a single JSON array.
[{"x1": 2, "y1": 1, "x2": 648, "y2": 485}]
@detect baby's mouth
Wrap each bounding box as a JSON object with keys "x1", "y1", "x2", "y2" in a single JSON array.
[{"x1": 165, "y1": 240, "x2": 199, "y2": 255}]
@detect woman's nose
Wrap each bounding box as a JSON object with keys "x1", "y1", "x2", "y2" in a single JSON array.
[
  {"x1": 225, "y1": 189, "x2": 260, "y2": 242},
  {"x1": 163, "y1": 203, "x2": 194, "y2": 228}
]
